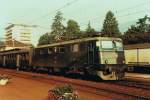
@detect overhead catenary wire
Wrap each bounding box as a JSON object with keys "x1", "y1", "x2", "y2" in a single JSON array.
[
  {"x1": 13, "y1": 0, "x2": 149, "y2": 32},
  {"x1": 79, "y1": 0, "x2": 150, "y2": 27},
  {"x1": 115, "y1": 0, "x2": 150, "y2": 14},
  {"x1": 6, "y1": 0, "x2": 79, "y2": 31},
  {"x1": 28, "y1": 0, "x2": 79, "y2": 24}
]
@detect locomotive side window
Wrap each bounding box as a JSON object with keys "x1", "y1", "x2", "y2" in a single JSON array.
[
  {"x1": 53, "y1": 47, "x2": 65, "y2": 53},
  {"x1": 54, "y1": 47, "x2": 57, "y2": 53},
  {"x1": 59, "y1": 47, "x2": 65, "y2": 53},
  {"x1": 39, "y1": 49, "x2": 48, "y2": 55},
  {"x1": 48, "y1": 48, "x2": 53, "y2": 54},
  {"x1": 72, "y1": 44, "x2": 79, "y2": 52}
]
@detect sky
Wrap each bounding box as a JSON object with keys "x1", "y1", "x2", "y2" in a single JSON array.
[{"x1": 0, "y1": 0, "x2": 150, "y2": 45}]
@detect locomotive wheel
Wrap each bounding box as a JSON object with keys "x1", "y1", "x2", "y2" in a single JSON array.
[{"x1": 97, "y1": 71, "x2": 119, "y2": 80}]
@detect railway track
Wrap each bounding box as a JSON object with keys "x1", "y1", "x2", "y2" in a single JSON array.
[
  {"x1": 0, "y1": 68, "x2": 150, "y2": 100},
  {"x1": 112, "y1": 80, "x2": 150, "y2": 90}
]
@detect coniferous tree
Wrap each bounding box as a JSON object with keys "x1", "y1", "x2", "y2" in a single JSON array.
[
  {"x1": 86, "y1": 21, "x2": 95, "y2": 34},
  {"x1": 65, "y1": 19, "x2": 80, "y2": 39},
  {"x1": 101, "y1": 11, "x2": 121, "y2": 37},
  {"x1": 38, "y1": 11, "x2": 65, "y2": 45},
  {"x1": 123, "y1": 15, "x2": 150, "y2": 44},
  {"x1": 51, "y1": 11, "x2": 65, "y2": 40}
]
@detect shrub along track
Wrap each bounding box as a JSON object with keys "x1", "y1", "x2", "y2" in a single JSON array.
[{"x1": 0, "y1": 68, "x2": 150, "y2": 100}]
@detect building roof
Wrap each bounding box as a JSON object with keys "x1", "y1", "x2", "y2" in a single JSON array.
[{"x1": 124, "y1": 43, "x2": 150, "y2": 50}]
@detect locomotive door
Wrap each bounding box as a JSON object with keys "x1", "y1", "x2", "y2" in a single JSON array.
[{"x1": 87, "y1": 42, "x2": 95, "y2": 64}]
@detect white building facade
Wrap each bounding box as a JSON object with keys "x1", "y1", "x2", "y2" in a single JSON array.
[{"x1": 5, "y1": 24, "x2": 33, "y2": 44}]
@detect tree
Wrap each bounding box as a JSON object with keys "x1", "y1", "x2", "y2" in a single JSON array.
[
  {"x1": 123, "y1": 15, "x2": 150, "y2": 44},
  {"x1": 65, "y1": 19, "x2": 80, "y2": 39},
  {"x1": 38, "y1": 11, "x2": 65, "y2": 45},
  {"x1": 136, "y1": 15, "x2": 150, "y2": 33},
  {"x1": 51, "y1": 11, "x2": 65, "y2": 40},
  {"x1": 101, "y1": 11, "x2": 121, "y2": 37},
  {"x1": 38, "y1": 33, "x2": 50, "y2": 45},
  {"x1": 85, "y1": 21, "x2": 96, "y2": 36}
]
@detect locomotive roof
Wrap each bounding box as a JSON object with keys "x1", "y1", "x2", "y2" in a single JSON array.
[
  {"x1": 36, "y1": 37, "x2": 122, "y2": 49},
  {"x1": 124, "y1": 43, "x2": 150, "y2": 50}
]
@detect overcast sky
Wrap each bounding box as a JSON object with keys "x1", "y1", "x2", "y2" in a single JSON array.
[{"x1": 0, "y1": 0, "x2": 150, "y2": 45}]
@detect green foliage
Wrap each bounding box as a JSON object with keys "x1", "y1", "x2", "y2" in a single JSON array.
[
  {"x1": 86, "y1": 21, "x2": 95, "y2": 33},
  {"x1": 51, "y1": 11, "x2": 65, "y2": 40},
  {"x1": 38, "y1": 33, "x2": 55, "y2": 45},
  {"x1": 123, "y1": 15, "x2": 150, "y2": 44},
  {"x1": 83, "y1": 21, "x2": 98, "y2": 37},
  {"x1": 65, "y1": 19, "x2": 80, "y2": 39},
  {"x1": 101, "y1": 11, "x2": 121, "y2": 37},
  {"x1": 38, "y1": 11, "x2": 65, "y2": 45}
]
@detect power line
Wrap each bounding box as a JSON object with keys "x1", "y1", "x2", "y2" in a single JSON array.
[
  {"x1": 79, "y1": 1, "x2": 150, "y2": 27},
  {"x1": 80, "y1": 9, "x2": 150, "y2": 31},
  {"x1": 28, "y1": 0, "x2": 79, "y2": 24},
  {"x1": 117, "y1": 8, "x2": 150, "y2": 19},
  {"x1": 5, "y1": 0, "x2": 79, "y2": 32},
  {"x1": 115, "y1": 0, "x2": 150, "y2": 14}
]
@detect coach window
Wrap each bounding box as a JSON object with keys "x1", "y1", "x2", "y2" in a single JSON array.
[{"x1": 72, "y1": 44, "x2": 79, "y2": 52}]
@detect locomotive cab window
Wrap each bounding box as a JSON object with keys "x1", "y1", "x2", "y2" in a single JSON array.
[{"x1": 101, "y1": 41, "x2": 114, "y2": 49}]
